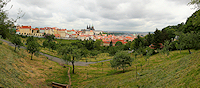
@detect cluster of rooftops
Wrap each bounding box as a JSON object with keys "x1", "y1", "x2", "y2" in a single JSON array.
[{"x1": 15, "y1": 25, "x2": 138, "y2": 46}]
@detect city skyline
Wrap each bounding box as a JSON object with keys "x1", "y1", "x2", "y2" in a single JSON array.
[{"x1": 5, "y1": 0, "x2": 196, "y2": 32}]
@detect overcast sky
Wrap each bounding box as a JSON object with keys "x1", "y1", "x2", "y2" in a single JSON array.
[{"x1": 5, "y1": 0, "x2": 196, "y2": 32}]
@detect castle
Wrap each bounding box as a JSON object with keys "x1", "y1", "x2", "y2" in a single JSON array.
[{"x1": 86, "y1": 25, "x2": 95, "y2": 30}]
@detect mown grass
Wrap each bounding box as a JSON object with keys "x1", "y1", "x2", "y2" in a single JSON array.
[
  {"x1": 55, "y1": 39, "x2": 80, "y2": 44},
  {"x1": 69, "y1": 49, "x2": 200, "y2": 87},
  {"x1": 0, "y1": 40, "x2": 69, "y2": 88},
  {"x1": 80, "y1": 53, "x2": 113, "y2": 62},
  {"x1": 41, "y1": 47, "x2": 113, "y2": 62}
]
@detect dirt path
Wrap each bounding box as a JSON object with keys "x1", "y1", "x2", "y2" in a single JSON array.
[
  {"x1": 68, "y1": 66, "x2": 71, "y2": 87},
  {"x1": 0, "y1": 39, "x2": 112, "y2": 66}
]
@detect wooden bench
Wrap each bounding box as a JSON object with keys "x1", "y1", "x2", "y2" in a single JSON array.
[{"x1": 52, "y1": 82, "x2": 70, "y2": 88}]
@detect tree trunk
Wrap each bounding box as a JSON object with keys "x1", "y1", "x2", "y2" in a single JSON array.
[
  {"x1": 188, "y1": 48, "x2": 191, "y2": 54},
  {"x1": 15, "y1": 45, "x2": 16, "y2": 51},
  {"x1": 72, "y1": 57, "x2": 75, "y2": 74},
  {"x1": 136, "y1": 66, "x2": 137, "y2": 79},
  {"x1": 123, "y1": 68, "x2": 124, "y2": 73},
  {"x1": 31, "y1": 53, "x2": 33, "y2": 60},
  {"x1": 180, "y1": 48, "x2": 181, "y2": 53}
]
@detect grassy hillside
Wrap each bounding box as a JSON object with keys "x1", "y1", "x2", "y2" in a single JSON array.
[
  {"x1": 0, "y1": 40, "x2": 69, "y2": 88},
  {"x1": 0, "y1": 38, "x2": 199, "y2": 87},
  {"x1": 70, "y1": 50, "x2": 200, "y2": 87}
]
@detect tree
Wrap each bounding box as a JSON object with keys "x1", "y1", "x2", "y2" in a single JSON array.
[
  {"x1": 27, "y1": 40, "x2": 40, "y2": 60},
  {"x1": 153, "y1": 29, "x2": 162, "y2": 49},
  {"x1": 183, "y1": 10, "x2": 200, "y2": 33},
  {"x1": 49, "y1": 41, "x2": 57, "y2": 51},
  {"x1": 145, "y1": 47, "x2": 154, "y2": 67},
  {"x1": 179, "y1": 32, "x2": 199, "y2": 54},
  {"x1": 0, "y1": 0, "x2": 14, "y2": 39},
  {"x1": 94, "y1": 39, "x2": 102, "y2": 50},
  {"x1": 109, "y1": 40, "x2": 113, "y2": 47},
  {"x1": 144, "y1": 32, "x2": 153, "y2": 46},
  {"x1": 175, "y1": 41, "x2": 182, "y2": 53},
  {"x1": 115, "y1": 41, "x2": 123, "y2": 46},
  {"x1": 161, "y1": 40, "x2": 171, "y2": 57},
  {"x1": 44, "y1": 34, "x2": 55, "y2": 42},
  {"x1": 124, "y1": 41, "x2": 132, "y2": 50},
  {"x1": 110, "y1": 51, "x2": 133, "y2": 73},
  {"x1": 58, "y1": 45, "x2": 82, "y2": 74},
  {"x1": 131, "y1": 35, "x2": 144, "y2": 50},
  {"x1": 84, "y1": 40, "x2": 94, "y2": 50},
  {"x1": 0, "y1": 0, "x2": 24, "y2": 39},
  {"x1": 108, "y1": 46, "x2": 117, "y2": 56},
  {"x1": 26, "y1": 36, "x2": 35, "y2": 44},
  {"x1": 188, "y1": 0, "x2": 200, "y2": 9},
  {"x1": 42, "y1": 40, "x2": 48, "y2": 48},
  {"x1": 11, "y1": 35, "x2": 23, "y2": 51}
]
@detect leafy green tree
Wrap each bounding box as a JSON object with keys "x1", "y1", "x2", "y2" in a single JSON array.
[
  {"x1": 144, "y1": 32, "x2": 153, "y2": 46},
  {"x1": 27, "y1": 40, "x2": 40, "y2": 60},
  {"x1": 188, "y1": 0, "x2": 200, "y2": 9},
  {"x1": 94, "y1": 39, "x2": 102, "y2": 50},
  {"x1": 161, "y1": 27, "x2": 176, "y2": 42},
  {"x1": 182, "y1": 10, "x2": 200, "y2": 33},
  {"x1": 161, "y1": 40, "x2": 171, "y2": 57},
  {"x1": 179, "y1": 32, "x2": 199, "y2": 54},
  {"x1": 26, "y1": 36, "x2": 35, "y2": 44},
  {"x1": 10, "y1": 35, "x2": 23, "y2": 51},
  {"x1": 130, "y1": 35, "x2": 144, "y2": 54},
  {"x1": 110, "y1": 51, "x2": 133, "y2": 73},
  {"x1": 58, "y1": 45, "x2": 82, "y2": 74},
  {"x1": 108, "y1": 46, "x2": 117, "y2": 56},
  {"x1": 84, "y1": 40, "x2": 94, "y2": 50},
  {"x1": 90, "y1": 50, "x2": 99, "y2": 57},
  {"x1": 115, "y1": 41, "x2": 123, "y2": 46},
  {"x1": 42, "y1": 40, "x2": 48, "y2": 48},
  {"x1": 153, "y1": 29, "x2": 162, "y2": 49},
  {"x1": 145, "y1": 47, "x2": 154, "y2": 67},
  {"x1": 124, "y1": 41, "x2": 132, "y2": 50},
  {"x1": 175, "y1": 42, "x2": 182, "y2": 53},
  {"x1": 109, "y1": 40, "x2": 113, "y2": 47},
  {"x1": 44, "y1": 34, "x2": 55, "y2": 42},
  {"x1": 0, "y1": 0, "x2": 14, "y2": 39},
  {"x1": 49, "y1": 41, "x2": 57, "y2": 51}
]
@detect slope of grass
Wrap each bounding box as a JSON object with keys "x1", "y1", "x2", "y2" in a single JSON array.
[
  {"x1": 69, "y1": 50, "x2": 200, "y2": 87},
  {"x1": 0, "y1": 40, "x2": 69, "y2": 88}
]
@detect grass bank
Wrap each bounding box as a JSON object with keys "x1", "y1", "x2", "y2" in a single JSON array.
[
  {"x1": 0, "y1": 40, "x2": 69, "y2": 88},
  {"x1": 69, "y1": 49, "x2": 200, "y2": 87}
]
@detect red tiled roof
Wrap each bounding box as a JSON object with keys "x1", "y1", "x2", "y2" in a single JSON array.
[
  {"x1": 33, "y1": 28, "x2": 39, "y2": 30},
  {"x1": 54, "y1": 34, "x2": 60, "y2": 37},
  {"x1": 40, "y1": 28, "x2": 45, "y2": 30},
  {"x1": 20, "y1": 26, "x2": 31, "y2": 29},
  {"x1": 16, "y1": 30, "x2": 20, "y2": 32}
]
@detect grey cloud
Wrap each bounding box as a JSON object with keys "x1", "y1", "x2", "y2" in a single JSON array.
[
  {"x1": 168, "y1": 0, "x2": 190, "y2": 5},
  {"x1": 7, "y1": 0, "x2": 196, "y2": 32},
  {"x1": 17, "y1": 0, "x2": 51, "y2": 8}
]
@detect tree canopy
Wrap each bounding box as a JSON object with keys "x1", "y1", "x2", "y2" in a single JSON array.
[
  {"x1": 11, "y1": 35, "x2": 23, "y2": 51},
  {"x1": 27, "y1": 40, "x2": 40, "y2": 60},
  {"x1": 110, "y1": 51, "x2": 133, "y2": 73}
]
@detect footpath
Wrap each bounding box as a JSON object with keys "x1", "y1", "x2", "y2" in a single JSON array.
[{"x1": 0, "y1": 39, "x2": 111, "y2": 66}]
